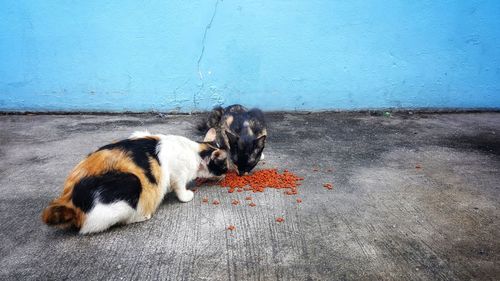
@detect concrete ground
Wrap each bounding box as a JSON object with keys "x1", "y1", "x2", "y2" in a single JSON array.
[{"x1": 0, "y1": 112, "x2": 499, "y2": 280}]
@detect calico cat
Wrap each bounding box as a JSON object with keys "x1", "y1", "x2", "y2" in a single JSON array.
[
  {"x1": 198, "y1": 104, "x2": 267, "y2": 175},
  {"x1": 41, "y1": 131, "x2": 227, "y2": 234}
]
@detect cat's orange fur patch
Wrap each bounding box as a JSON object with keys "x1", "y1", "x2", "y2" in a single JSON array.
[
  {"x1": 198, "y1": 142, "x2": 217, "y2": 153},
  {"x1": 41, "y1": 199, "x2": 86, "y2": 229},
  {"x1": 137, "y1": 156, "x2": 163, "y2": 216}
]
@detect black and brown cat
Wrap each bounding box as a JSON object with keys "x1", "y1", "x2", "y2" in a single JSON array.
[{"x1": 198, "y1": 104, "x2": 267, "y2": 175}]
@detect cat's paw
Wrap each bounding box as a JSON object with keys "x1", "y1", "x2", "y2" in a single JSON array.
[
  {"x1": 177, "y1": 190, "x2": 194, "y2": 203},
  {"x1": 127, "y1": 214, "x2": 151, "y2": 224}
]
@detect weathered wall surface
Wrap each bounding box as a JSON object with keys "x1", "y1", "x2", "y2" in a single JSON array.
[{"x1": 1, "y1": 1, "x2": 499, "y2": 112}]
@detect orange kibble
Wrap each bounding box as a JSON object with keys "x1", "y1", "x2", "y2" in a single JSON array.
[
  {"x1": 415, "y1": 164, "x2": 422, "y2": 169},
  {"x1": 231, "y1": 199, "x2": 240, "y2": 206},
  {"x1": 227, "y1": 225, "x2": 236, "y2": 231},
  {"x1": 323, "y1": 183, "x2": 333, "y2": 190},
  {"x1": 245, "y1": 196, "x2": 252, "y2": 200},
  {"x1": 202, "y1": 197, "x2": 208, "y2": 203},
  {"x1": 218, "y1": 169, "x2": 304, "y2": 195},
  {"x1": 249, "y1": 202, "x2": 256, "y2": 207},
  {"x1": 276, "y1": 217, "x2": 284, "y2": 223},
  {"x1": 213, "y1": 200, "x2": 220, "y2": 205},
  {"x1": 296, "y1": 198, "x2": 302, "y2": 203}
]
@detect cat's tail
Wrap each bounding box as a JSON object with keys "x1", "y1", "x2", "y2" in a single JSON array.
[
  {"x1": 41, "y1": 200, "x2": 81, "y2": 229},
  {"x1": 196, "y1": 106, "x2": 224, "y2": 134}
]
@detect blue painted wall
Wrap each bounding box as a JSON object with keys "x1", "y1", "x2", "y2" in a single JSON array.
[{"x1": 1, "y1": 0, "x2": 499, "y2": 112}]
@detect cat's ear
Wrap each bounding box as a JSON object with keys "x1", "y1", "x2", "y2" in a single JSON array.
[
  {"x1": 226, "y1": 130, "x2": 239, "y2": 144},
  {"x1": 203, "y1": 128, "x2": 217, "y2": 142},
  {"x1": 198, "y1": 141, "x2": 218, "y2": 149},
  {"x1": 254, "y1": 135, "x2": 266, "y2": 148}
]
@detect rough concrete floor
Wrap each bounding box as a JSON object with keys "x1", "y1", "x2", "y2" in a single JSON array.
[{"x1": 0, "y1": 112, "x2": 499, "y2": 280}]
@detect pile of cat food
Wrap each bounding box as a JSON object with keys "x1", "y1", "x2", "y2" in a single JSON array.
[
  {"x1": 219, "y1": 169, "x2": 304, "y2": 194},
  {"x1": 197, "y1": 167, "x2": 341, "y2": 232}
]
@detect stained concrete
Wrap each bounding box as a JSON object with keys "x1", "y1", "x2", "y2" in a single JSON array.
[{"x1": 0, "y1": 112, "x2": 499, "y2": 280}]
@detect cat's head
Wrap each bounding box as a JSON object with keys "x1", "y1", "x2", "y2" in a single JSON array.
[
  {"x1": 198, "y1": 141, "x2": 228, "y2": 177},
  {"x1": 226, "y1": 130, "x2": 266, "y2": 175}
]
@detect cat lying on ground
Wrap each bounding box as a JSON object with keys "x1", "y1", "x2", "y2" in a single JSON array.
[{"x1": 42, "y1": 131, "x2": 227, "y2": 234}]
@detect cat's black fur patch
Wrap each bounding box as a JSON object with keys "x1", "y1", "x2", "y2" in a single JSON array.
[
  {"x1": 224, "y1": 105, "x2": 267, "y2": 174},
  {"x1": 97, "y1": 138, "x2": 160, "y2": 184},
  {"x1": 225, "y1": 105, "x2": 266, "y2": 136},
  {"x1": 207, "y1": 158, "x2": 228, "y2": 176},
  {"x1": 72, "y1": 172, "x2": 142, "y2": 212},
  {"x1": 197, "y1": 106, "x2": 224, "y2": 133}
]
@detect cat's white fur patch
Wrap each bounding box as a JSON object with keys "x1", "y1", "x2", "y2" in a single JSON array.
[
  {"x1": 133, "y1": 131, "x2": 206, "y2": 202},
  {"x1": 138, "y1": 131, "x2": 205, "y2": 204},
  {"x1": 156, "y1": 134, "x2": 205, "y2": 196},
  {"x1": 80, "y1": 201, "x2": 135, "y2": 234}
]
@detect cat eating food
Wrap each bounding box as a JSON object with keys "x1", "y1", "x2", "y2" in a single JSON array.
[
  {"x1": 41, "y1": 131, "x2": 227, "y2": 234},
  {"x1": 198, "y1": 104, "x2": 267, "y2": 175}
]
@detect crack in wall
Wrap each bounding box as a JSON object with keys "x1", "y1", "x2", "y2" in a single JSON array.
[
  {"x1": 197, "y1": 0, "x2": 221, "y2": 80},
  {"x1": 194, "y1": 0, "x2": 221, "y2": 110}
]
